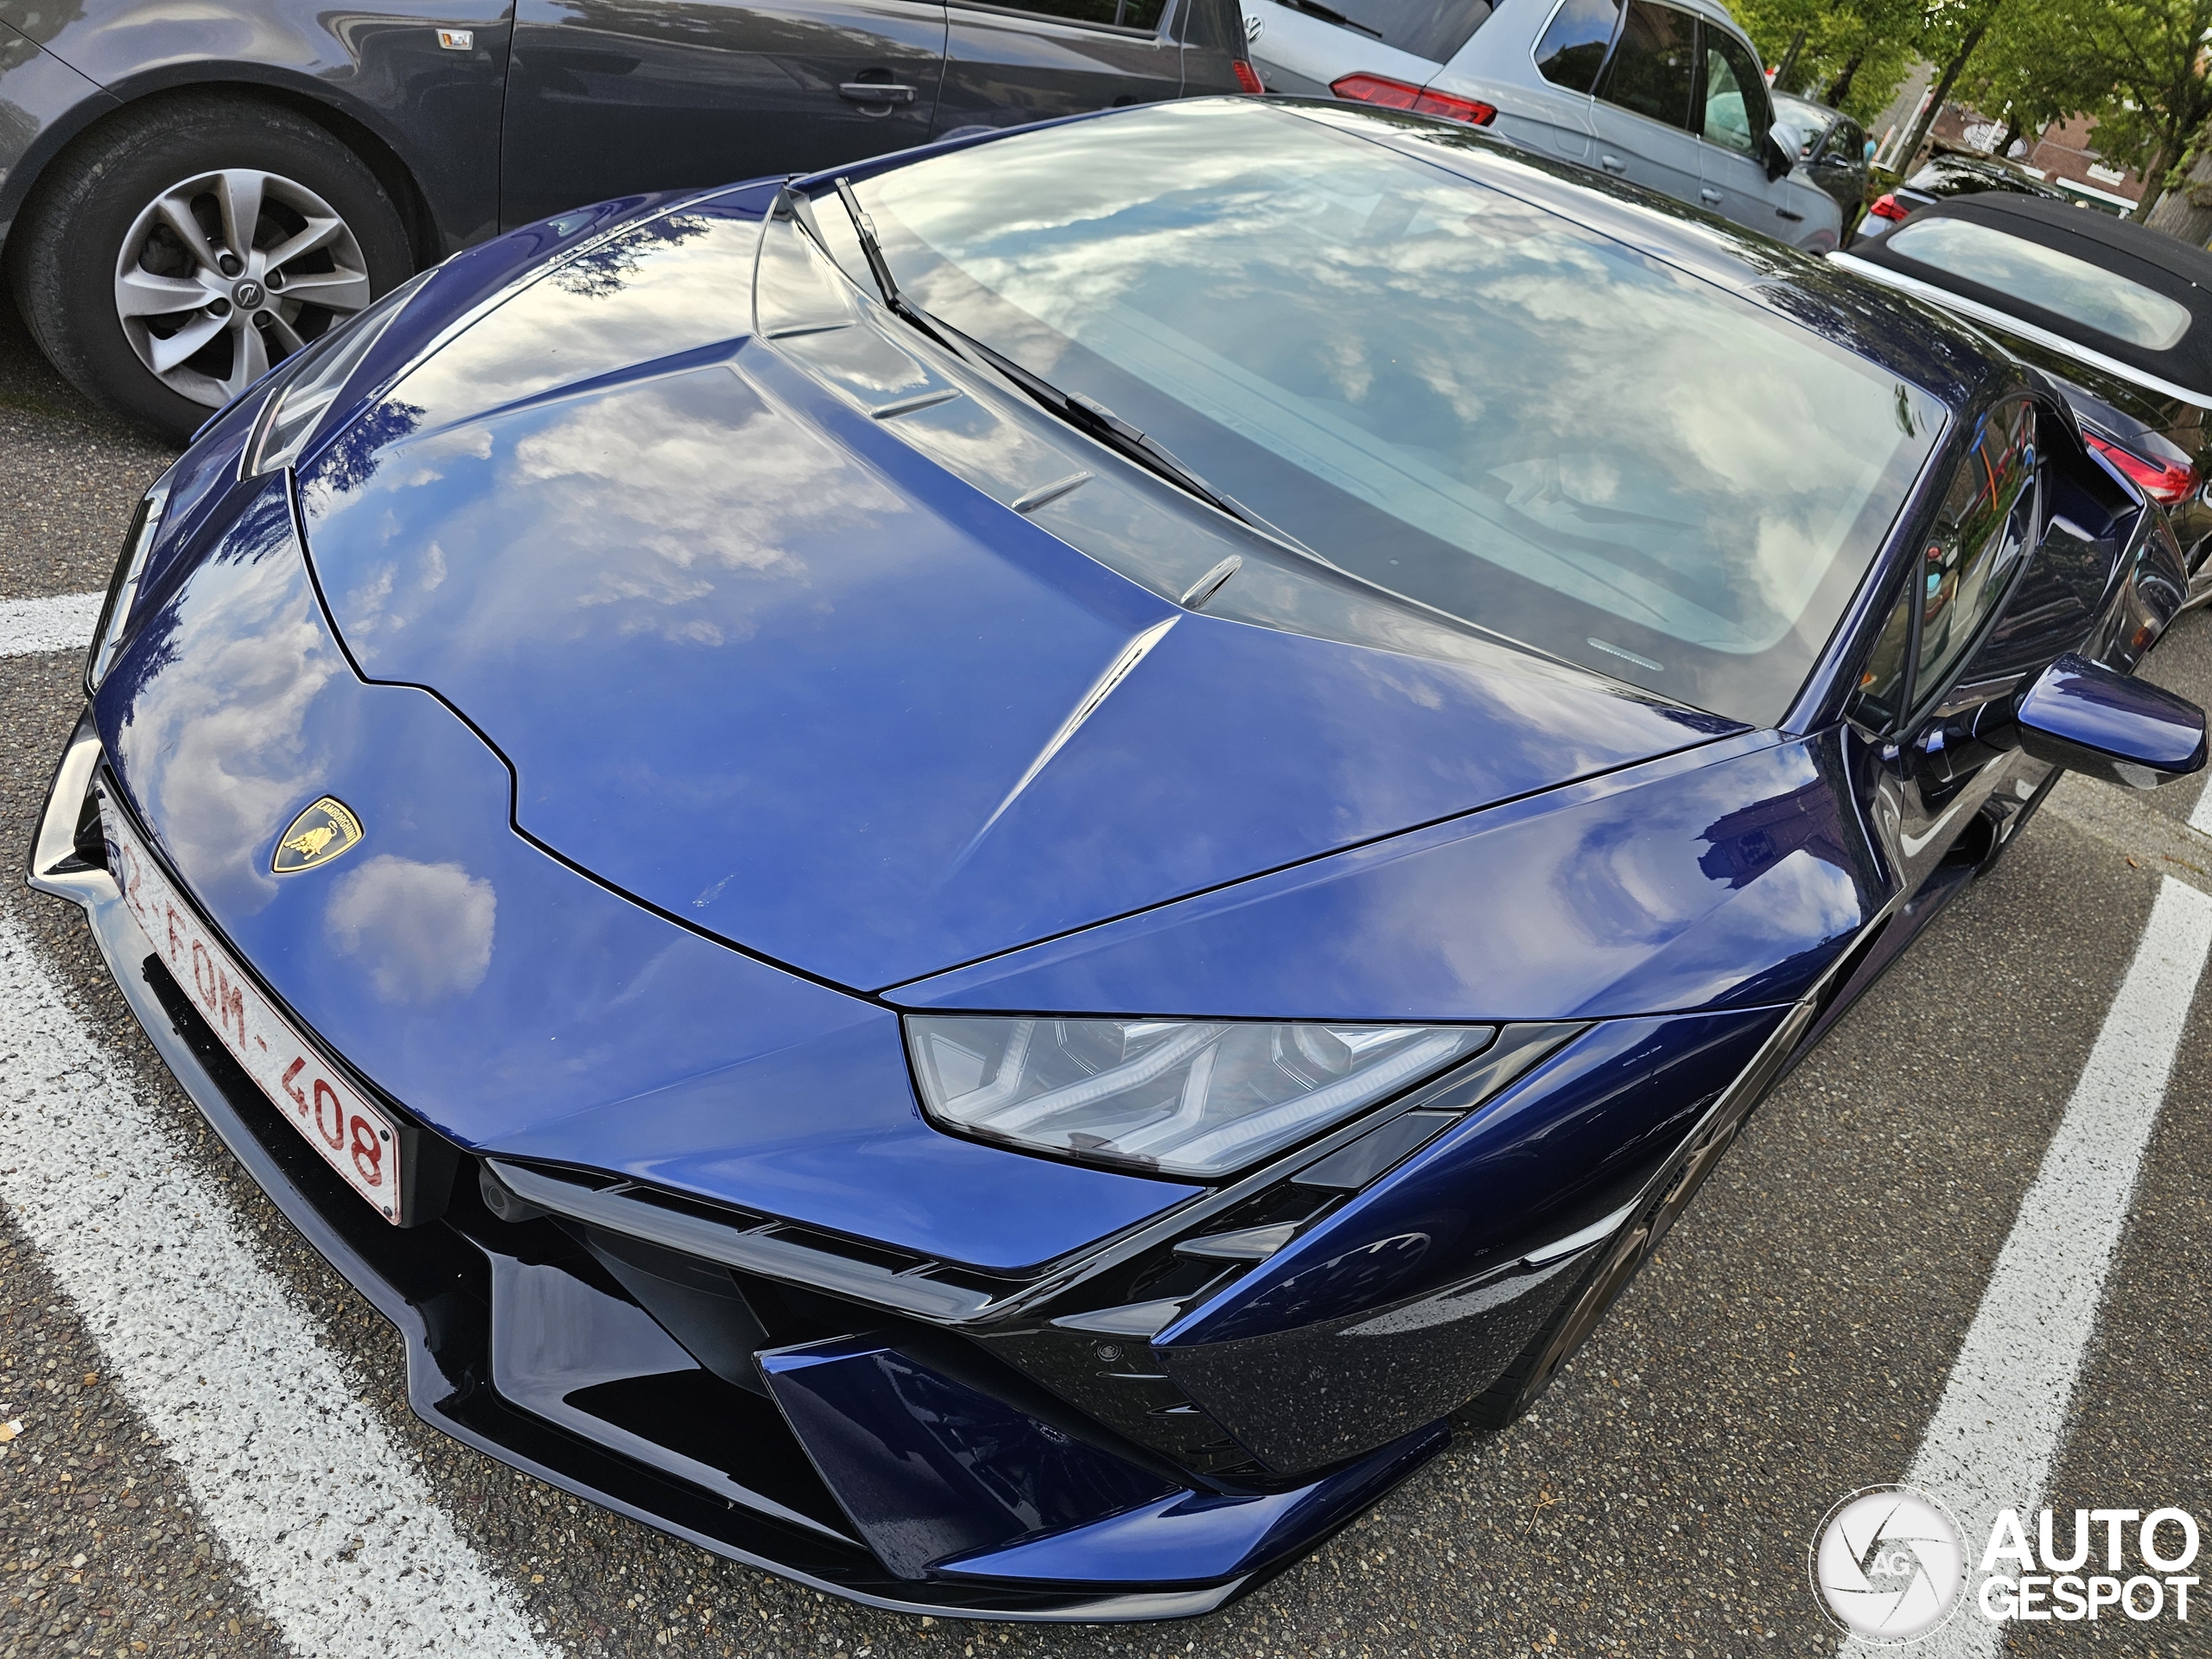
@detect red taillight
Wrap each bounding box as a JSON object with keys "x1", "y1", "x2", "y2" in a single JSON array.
[
  {"x1": 2085, "y1": 430, "x2": 2199, "y2": 505},
  {"x1": 1868, "y1": 193, "x2": 1911, "y2": 222},
  {"x1": 1232, "y1": 58, "x2": 1265, "y2": 93},
  {"x1": 1330, "y1": 72, "x2": 1496, "y2": 125}
]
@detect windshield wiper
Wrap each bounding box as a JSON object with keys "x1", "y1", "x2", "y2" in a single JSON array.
[
  {"x1": 812, "y1": 177, "x2": 1310, "y2": 556},
  {"x1": 1276, "y1": 0, "x2": 1383, "y2": 39}
]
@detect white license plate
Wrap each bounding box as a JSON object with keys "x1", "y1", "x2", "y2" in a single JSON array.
[{"x1": 104, "y1": 804, "x2": 406, "y2": 1224}]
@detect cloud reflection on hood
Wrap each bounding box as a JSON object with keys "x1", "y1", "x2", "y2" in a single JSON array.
[
  {"x1": 107, "y1": 496, "x2": 342, "y2": 919},
  {"x1": 324, "y1": 855, "x2": 497, "y2": 1003}
]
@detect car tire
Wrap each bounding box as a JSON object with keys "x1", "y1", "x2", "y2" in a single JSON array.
[{"x1": 10, "y1": 94, "x2": 413, "y2": 444}]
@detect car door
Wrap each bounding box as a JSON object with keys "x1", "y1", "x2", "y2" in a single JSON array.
[
  {"x1": 1853, "y1": 401, "x2": 2050, "y2": 890},
  {"x1": 500, "y1": 0, "x2": 948, "y2": 230},
  {"x1": 935, "y1": 0, "x2": 1181, "y2": 139},
  {"x1": 1694, "y1": 23, "x2": 1830, "y2": 248},
  {"x1": 1586, "y1": 0, "x2": 1700, "y2": 207},
  {"x1": 1808, "y1": 113, "x2": 1868, "y2": 229},
  {"x1": 1510, "y1": 0, "x2": 1618, "y2": 162}
]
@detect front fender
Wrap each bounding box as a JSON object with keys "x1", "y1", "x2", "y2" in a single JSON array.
[{"x1": 889, "y1": 729, "x2": 1887, "y2": 1023}]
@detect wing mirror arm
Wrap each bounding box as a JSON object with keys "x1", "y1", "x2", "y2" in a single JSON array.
[{"x1": 2012, "y1": 653, "x2": 2207, "y2": 790}]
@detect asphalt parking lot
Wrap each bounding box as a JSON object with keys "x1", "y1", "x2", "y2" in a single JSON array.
[{"x1": 3, "y1": 293, "x2": 2210, "y2": 1659}]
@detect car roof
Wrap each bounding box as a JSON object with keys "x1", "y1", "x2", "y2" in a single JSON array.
[
  {"x1": 1772, "y1": 92, "x2": 1840, "y2": 120},
  {"x1": 1909, "y1": 155, "x2": 2066, "y2": 197},
  {"x1": 1849, "y1": 191, "x2": 2212, "y2": 395},
  {"x1": 1661, "y1": 0, "x2": 1754, "y2": 29}
]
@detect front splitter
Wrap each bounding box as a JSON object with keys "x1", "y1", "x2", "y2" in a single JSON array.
[{"x1": 30, "y1": 859, "x2": 1252, "y2": 1620}]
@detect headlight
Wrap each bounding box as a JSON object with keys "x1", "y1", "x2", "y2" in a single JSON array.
[
  {"x1": 907, "y1": 1016, "x2": 1494, "y2": 1178},
  {"x1": 86, "y1": 469, "x2": 174, "y2": 694},
  {"x1": 245, "y1": 268, "x2": 434, "y2": 476}
]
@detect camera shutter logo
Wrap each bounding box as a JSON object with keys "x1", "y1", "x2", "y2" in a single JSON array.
[{"x1": 1810, "y1": 1485, "x2": 1967, "y2": 1642}]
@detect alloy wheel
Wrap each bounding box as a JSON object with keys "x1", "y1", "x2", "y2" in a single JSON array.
[{"x1": 112, "y1": 168, "x2": 374, "y2": 409}]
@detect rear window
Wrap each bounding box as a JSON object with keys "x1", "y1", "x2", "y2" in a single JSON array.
[
  {"x1": 1314, "y1": 0, "x2": 1495, "y2": 62},
  {"x1": 1534, "y1": 0, "x2": 1618, "y2": 92},
  {"x1": 1886, "y1": 217, "x2": 2192, "y2": 350}
]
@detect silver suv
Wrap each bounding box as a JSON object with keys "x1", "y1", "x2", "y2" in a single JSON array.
[{"x1": 1243, "y1": 0, "x2": 1842, "y2": 251}]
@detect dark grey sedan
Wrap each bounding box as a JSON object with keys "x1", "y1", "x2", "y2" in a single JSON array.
[
  {"x1": 0, "y1": 0, "x2": 1254, "y2": 440},
  {"x1": 1770, "y1": 91, "x2": 1866, "y2": 232}
]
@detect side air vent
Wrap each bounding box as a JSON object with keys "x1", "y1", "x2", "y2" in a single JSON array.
[{"x1": 483, "y1": 1160, "x2": 1021, "y2": 1323}]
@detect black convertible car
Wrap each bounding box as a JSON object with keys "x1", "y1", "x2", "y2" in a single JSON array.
[
  {"x1": 1838, "y1": 192, "x2": 2212, "y2": 605},
  {"x1": 0, "y1": 0, "x2": 1255, "y2": 439}
]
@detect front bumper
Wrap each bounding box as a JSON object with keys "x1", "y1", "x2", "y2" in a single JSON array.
[{"x1": 27, "y1": 714, "x2": 1451, "y2": 1619}]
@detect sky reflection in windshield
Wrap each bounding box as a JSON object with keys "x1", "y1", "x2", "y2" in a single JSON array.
[{"x1": 855, "y1": 101, "x2": 1941, "y2": 722}]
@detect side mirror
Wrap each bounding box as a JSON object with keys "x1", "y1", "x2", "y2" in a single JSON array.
[
  {"x1": 1765, "y1": 121, "x2": 1803, "y2": 181},
  {"x1": 2015, "y1": 654, "x2": 2206, "y2": 789}
]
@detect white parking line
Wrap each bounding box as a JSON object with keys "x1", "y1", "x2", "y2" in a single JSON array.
[
  {"x1": 1843, "y1": 874, "x2": 2212, "y2": 1656},
  {"x1": 2190, "y1": 772, "x2": 2212, "y2": 837},
  {"x1": 0, "y1": 590, "x2": 101, "y2": 658},
  {"x1": 0, "y1": 908, "x2": 559, "y2": 1659}
]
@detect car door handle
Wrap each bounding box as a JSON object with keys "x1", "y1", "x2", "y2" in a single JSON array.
[
  {"x1": 840, "y1": 81, "x2": 917, "y2": 104},
  {"x1": 1776, "y1": 207, "x2": 1804, "y2": 221},
  {"x1": 1699, "y1": 188, "x2": 1723, "y2": 204},
  {"x1": 1599, "y1": 153, "x2": 1626, "y2": 172}
]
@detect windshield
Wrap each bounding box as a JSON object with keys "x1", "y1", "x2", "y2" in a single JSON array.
[
  {"x1": 1772, "y1": 98, "x2": 1834, "y2": 148},
  {"x1": 834, "y1": 102, "x2": 1942, "y2": 724},
  {"x1": 1887, "y1": 216, "x2": 2193, "y2": 350}
]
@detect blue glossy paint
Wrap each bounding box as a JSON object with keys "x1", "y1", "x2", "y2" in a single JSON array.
[
  {"x1": 73, "y1": 99, "x2": 2212, "y2": 1611},
  {"x1": 1166, "y1": 1007, "x2": 1785, "y2": 1350},
  {"x1": 293, "y1": 208, "x2": 1733, "y2": 991},
  {"x1": 2016, "y1": 652, "x2": 2208, "y2": 785},
  {"x1": 759, "y1": 1336, "x2": 1174, "y2": 1579},
  {"x1": 890, "y1": 731, "x2": 1880, "y2": 1020},
  {"x1": 92, "y1": 477, "x2": 1196, "y2": 1271},
  {"x1": 1112, "y1": 1007, "x2": 1785, "y2": 1469},
  {"x1": 931, "y1": 1420, "x2": 1448, "y2": 1585},
  {"x1": 325, "y1": 187, "x2": 783, "y2": 441}
]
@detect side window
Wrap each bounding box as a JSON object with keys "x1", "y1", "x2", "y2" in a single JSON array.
[
  {"x1": 1595, "y1": 1, "x2": 1697, "y2": 132},
  {"x1": 1915, "y1": 401, "x2": 2039, "y2": 699},
  {"x1": 1699, "y1": 27, "x2": 1770, "y2": 156},
  {"x1": 1851, "y1": 583, "x2": 1915, "y2": 729},
  {"x1": 1534, "y1": 0, "x2": 1622, "y2": 92}
]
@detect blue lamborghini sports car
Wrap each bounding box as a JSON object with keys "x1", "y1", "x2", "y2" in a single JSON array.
[{"x1": 31, "y1": 97, "x2": 2209, "y2": 1616}]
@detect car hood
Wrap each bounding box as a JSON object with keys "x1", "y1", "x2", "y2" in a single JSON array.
[{"x1": 296, "y1": 193, "x2": 1737, "y2": 992}]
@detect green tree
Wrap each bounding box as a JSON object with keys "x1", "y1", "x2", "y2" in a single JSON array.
[
  {"x1": 2063, "y1": 0, "x2": 2212, "y2": 221},
  {"x1": 1890, "y1": 0, "x2": 2010, "y2": 175},
  {"x1": 1727, "y1": 0, "x2": 1919, "y2": 120},
  {"x1": 1950, "y1": 0, "x2": 2114, "y2": 160}
]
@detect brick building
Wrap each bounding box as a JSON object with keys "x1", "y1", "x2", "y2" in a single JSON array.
[{"x1": 1925, "y1": 105, "x2": 2142, "y2": 210}]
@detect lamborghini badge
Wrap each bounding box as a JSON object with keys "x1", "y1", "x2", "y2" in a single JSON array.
[{"x1": 273, "y1": 798, "x2": 364, "y2": 874}]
